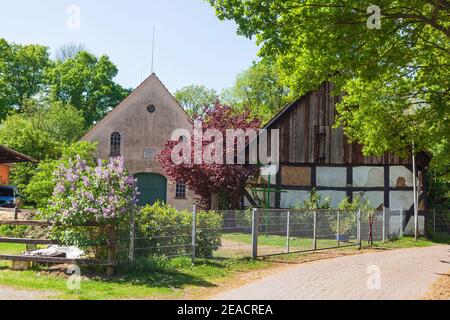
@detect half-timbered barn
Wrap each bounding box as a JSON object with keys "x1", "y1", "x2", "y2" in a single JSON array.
[
  {"x1": 245, "y1": 82, "x2": 431, "y2": 212},
  {"x1": 82, "y1": 73, "x2": 196, "y2": 209}
]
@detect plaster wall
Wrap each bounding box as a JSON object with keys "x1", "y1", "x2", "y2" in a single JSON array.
[
  {"x1": 353, "y1": 166, "x2": 384, "y2": 187},
  {"x1": 316, "y1": 167, "x2": 347, "y2": 187}
]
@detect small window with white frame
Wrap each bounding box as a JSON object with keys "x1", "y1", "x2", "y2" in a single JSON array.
[{"x1": 175, "y1": 181, "x2": 187, "y2": 199}]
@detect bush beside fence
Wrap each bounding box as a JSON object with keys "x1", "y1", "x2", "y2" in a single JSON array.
[{"x1": 118, "y1": 203, "x2": 223, "y2": 261}]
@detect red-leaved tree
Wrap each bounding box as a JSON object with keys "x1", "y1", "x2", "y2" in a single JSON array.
[{"x1": 158, "y1": 103, "x2": 261, "y2": 209}]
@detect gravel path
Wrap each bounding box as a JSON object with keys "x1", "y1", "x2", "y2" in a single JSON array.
[
  {"x1": 0, "y1": 285, "x2": 54, "y2": 300},
  {"x1": 213, "y1": 245, "x2": 450, "y2": 300}
]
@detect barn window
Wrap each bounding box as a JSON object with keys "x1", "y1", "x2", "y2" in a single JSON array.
[
  {"x1": 175, "y1": 181, "x2": 187, "y2": 199},
  {"x1": 110, "y1": 132, "x2": 121, "y2": 157},
  {"x1": 147, "y1": 104, "x2": 156, "y2": 113}
]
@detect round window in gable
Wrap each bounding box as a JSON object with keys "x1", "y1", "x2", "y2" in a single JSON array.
[{"x1": 147, "y1": 104, "x2": 156, "y2": 113}]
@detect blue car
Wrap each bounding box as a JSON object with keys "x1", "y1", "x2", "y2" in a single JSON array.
[{"x1": 0, "y1": 186, "x2": 20, "y2": 208}]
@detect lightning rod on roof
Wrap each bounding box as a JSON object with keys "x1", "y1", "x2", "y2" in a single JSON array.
[{"x1": 151, "y1": 26, "x2": 155, "y2": 74}]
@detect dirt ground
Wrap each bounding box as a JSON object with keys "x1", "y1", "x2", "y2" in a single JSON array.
[
  {"x1": 188, "y1": 247, "x2": 378, "y2": 300},
  {"x1": 0, "y1": 209, "x2": 35, "y2": 220},
  {"x1": 0, "y1": 285, "x2": 55, "y2": 300},
  {"x1": 424, "y1": 271, "x2": 450, "y2": 300}
]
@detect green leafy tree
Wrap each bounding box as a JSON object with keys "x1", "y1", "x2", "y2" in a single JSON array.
[
  {"x1": 338, "y1": 195, "x2": 373, "y2": 212},
  {"x1": 26, "y1": 142, "x2": 97, "y2": 209},
  {"x1": 0, "y1": 38, "x2": 50, "y2": 119},
  {"x1": 174, "y1": 85, "x2": 218, "y2": 118},
  {"x1": 0, "y1": 111, "x2": 59, "y2": 161},
  {"x1": 36, "y1": 101, "x2": 86, "y2": 143},
  {"x1": 0, "y1": 101, "x2": 86, "y2": 204},
  {"x1": 221, "y1": 60, "x2": 289, "y2": 123},
  {"x1": 46, "y1": 51, "x2": 131, "y2": 126},
  {"x1": 208, "y1": 0, "x2": 450, "y2": 207},
  {"x1": 0, "y1": 101, "x2": 85, "y2": 160},
  {"x1": 295, "y1": 190, "x2": 332, "y2": 210},
  {"x1": 428, "y1": 167, "x2": 450, "y2": 210}
]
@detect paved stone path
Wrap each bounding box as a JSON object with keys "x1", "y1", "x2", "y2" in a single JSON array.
[{"x1": 213, "y1": 245, "x2": 450, "y2": 300}]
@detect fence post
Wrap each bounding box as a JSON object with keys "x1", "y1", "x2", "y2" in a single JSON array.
[
  {"x1": 252, "y1": 208, "x2": 259, "y2": 259},
  {"x1": 14, "y1": 206, "x2": 19, "y2": 220},
  {"x1": 433, "y1": 209, "x2": 436, "y2": 239},
  {"x1": 313, "y1": 210, "x2": 317, "y2": 251},
  {"x1": 128, "y1": 210, "x2": 135, "y2": 261},
  {"x1": 357, "y1": 210, "x2": 362, "y2": 250},
  {"x1": 107, "y1": 225, "x2": 117, "y2": 277},
  {"x1": 337, "y1": 211, "x2": 341, "y2": 248},
  {"x1": 399, "y1": 208, "x2": 403, "y2": 238},
  {"x1": 286, "y1": 211, "x2": 290, "y2": 253},
  {"x1": 192, "y1": 205, "x2": 197, "y2": 262},
  {"x1": 382, "y1": 207, "x2": 386, "y2": 242}
]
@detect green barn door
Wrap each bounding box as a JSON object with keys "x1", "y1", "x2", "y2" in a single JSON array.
[{"x1": 134, "y1": 173, "x2": 167, "y2": 206}]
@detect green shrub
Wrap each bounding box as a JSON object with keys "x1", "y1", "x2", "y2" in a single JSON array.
[
  {"x1": 196, "y1": 210, "x2": 223, "y2": 258},
  {"x1": 26, "y1": 141, "x2": 97, "y2": 210},
  {"x1": 0, "y1": 225, "x2": 28, "y2": 238},
  {"x1": 136, "y1": 203, "x2": 223, "y2": 259}
]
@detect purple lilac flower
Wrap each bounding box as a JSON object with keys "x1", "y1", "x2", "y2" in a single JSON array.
[
  {"x1": 82, "y1": 176, "x2": 90, "y2": 187},
  {"x1": 55, "y1": 184, "x2": 65, "y2": 194}
]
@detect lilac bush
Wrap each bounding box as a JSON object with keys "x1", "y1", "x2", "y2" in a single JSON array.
[{"x1": 47, "y1": 156, "x2": 138, "y2": 225}]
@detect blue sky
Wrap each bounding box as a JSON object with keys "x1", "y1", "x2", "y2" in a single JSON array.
[{"x1": 0, "y1": 0, "x2": 259, "y2": 93}]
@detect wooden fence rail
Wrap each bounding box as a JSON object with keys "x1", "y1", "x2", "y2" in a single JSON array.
[
  {"x1": 0, "y1": 219, "x2": 117, "y2": 276},
  {"x1": 0, "y1": 237, "x2": 59, "y2": 245},
  {"x1": 0, "y1": 220, "x2": 101, "y2": 227}
]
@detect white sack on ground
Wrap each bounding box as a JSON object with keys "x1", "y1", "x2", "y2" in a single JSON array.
[{"x1": 24, "y1": 246, "x2": 85, "y2": 259}]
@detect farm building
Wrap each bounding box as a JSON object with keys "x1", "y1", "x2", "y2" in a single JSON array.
[
  {"x1": 82, "y1": 73, "x2": 196, "y2": 209},
  {"x1": 0, "y1": 145, "x2": 37, "y2": 185},
  {"x1": 244, "y1": 82, "x2": 431, "y2": 212}
]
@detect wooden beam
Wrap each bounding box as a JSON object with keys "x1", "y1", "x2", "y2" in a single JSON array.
[
  {"x1": 311, "y1": 165, "x2": 317, "y2": 188},
  {"x1": 384, "y1": 165, "x2": 390, "y2": 208},
  {"x1": 346, "y1": 166, "x2": 353, "y2": 201},
  {"x1": 244, "y1": 189, "x2": 258, "y2": 207},
  {"x1": 275, "y1": 166, "x2": 282, "y2": 209},
  {"x1": 0, "y1": 220, "x2": 52, "y2": 227},
  {"x1": 0, "y1": 220, "x2": 102, "y2": 227},
  {"x1": 0, "y1": 238, "x2": 59, "y2": 245},
  {"x1": 0, "y1": 255, "x2": 116, "y2": 266}
]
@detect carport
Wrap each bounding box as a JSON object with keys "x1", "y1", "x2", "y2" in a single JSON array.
[
  {"x1": 0, "y1": 145, "x2": 37, "y2": 164},
  {"x1": 0, "y1": 145, "x2": 36, "y2": 217}
]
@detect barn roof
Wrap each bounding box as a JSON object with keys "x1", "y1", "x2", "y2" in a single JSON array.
[
  {"x1": 0, "y1": 145, "x2": 37, "y2": 164},
  {"x1": 259, "y1": 82, "x2": 433, "y2": 166},
  {"x1": 263, "y1": 97, "x2": 302, "y2": 129}
]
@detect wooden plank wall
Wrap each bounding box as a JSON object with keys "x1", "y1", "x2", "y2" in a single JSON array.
[{"x1": 271, "y1": 82, "x2": 411, "y2": 166}]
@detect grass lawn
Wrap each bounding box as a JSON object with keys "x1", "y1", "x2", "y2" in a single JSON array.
[
  {"x1": 0, "y1": 236, "x2": 443, "y2": 300},
  {"x1": 363, "y1": 236, "x2": 435, "y2": 249},
  {"x1": 0, "y1": 242, "x2": 269, "y2": 300},
  {"x1": 0, "y1": 243, "x2": 25, "y2": 255},
  {"x1": 222, "y1": 233, "x2": 355, "y2": 249},
  {"x1": 0, "y1": 258, "x2": 269, "y2": 300}
]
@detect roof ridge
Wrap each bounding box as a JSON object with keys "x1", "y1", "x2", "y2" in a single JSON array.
[{"x1": 81, "y1": 73, "x2": 191, "y2": 141}]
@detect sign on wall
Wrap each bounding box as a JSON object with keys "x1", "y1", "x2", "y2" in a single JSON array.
[{"x1": 143, "y1": 148, "x2": 157, "y2": 160}]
